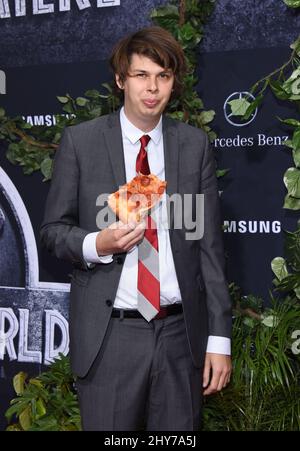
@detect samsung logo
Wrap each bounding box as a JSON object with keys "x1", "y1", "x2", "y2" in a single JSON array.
[
  {"x1": 23, "y1": 113, "x2": 74, "y2": 126},
  {"x1": 224, "y1": 220, "x2": 281, "y2": 234}
]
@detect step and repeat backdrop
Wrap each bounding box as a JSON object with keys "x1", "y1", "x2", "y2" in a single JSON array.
[{"x1": 0, "y1": 0, "x2": 299, "y2": 429}]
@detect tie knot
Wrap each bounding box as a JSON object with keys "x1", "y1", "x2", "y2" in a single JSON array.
[{"x1": 140, "y1": 135, "x2": 151, "y2": 149}]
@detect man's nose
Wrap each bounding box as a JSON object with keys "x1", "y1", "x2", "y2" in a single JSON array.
[{"x1": 147, "y1": 76, "x2": 158, "y2": 92}]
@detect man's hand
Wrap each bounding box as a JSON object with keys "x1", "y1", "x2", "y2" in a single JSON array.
[
  {"x1": 203, "y1": 353, "x2": 232, "y2": 396},
  {"x1": 96, "y1": 220, "x2": 146, "y2": 255}
]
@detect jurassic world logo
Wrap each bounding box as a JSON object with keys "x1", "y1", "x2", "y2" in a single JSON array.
[
  {"x1": 0, "y1": 167, "x2": 70, "y2": 365},
  {"x1": 0, "y1": 0, "x2": 120, "y2": 19}
]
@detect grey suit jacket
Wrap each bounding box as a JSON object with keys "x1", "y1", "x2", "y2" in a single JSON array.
[{"x1": 40, "y1": 110, "x2": 232, "y2": 378}]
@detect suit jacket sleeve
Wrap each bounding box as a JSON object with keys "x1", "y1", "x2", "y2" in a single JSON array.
[
  {"x1": 40, "y1": 127, "x2": 90, "y2": 270},
  {"x1": 200, "y1": 132, "x2": 232, "y2": 338}
]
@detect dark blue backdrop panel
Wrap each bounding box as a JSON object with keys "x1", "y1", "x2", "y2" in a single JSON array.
[
  {"x1": 1, "y1": 0, "x2": 299, "y2": 67},
  {"x1": 197, "y1": 46, "x2": 299, "y2": 299},
  {"x1": 0, "y1": 0, "x2": 168, "y2": 67}
]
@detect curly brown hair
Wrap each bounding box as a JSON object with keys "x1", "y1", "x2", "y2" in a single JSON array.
[{"x1": 109, "y1": 26, "x2": 187, "y2": 99}]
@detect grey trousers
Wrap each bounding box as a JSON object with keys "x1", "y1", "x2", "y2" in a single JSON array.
[{"x1": 76, "y1": 312, "x2": 203, "y2": 431}]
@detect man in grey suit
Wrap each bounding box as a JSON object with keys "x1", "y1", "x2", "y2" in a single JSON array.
[{"x1": 41, "y1": 26, "x2": 232, "y2": 431}]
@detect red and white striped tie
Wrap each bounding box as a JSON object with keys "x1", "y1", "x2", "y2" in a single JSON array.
[{"x1": 136, "y1": 135, "x2": 160, "y2": 321}]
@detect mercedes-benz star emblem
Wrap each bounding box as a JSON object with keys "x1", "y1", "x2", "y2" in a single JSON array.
[{"x1": 224, "y1": 91, "x2": 257, "y2": 127}]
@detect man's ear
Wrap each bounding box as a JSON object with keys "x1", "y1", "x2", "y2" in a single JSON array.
[{"x1": 115, "y1": 74, "x2": 124, "y2": 90}]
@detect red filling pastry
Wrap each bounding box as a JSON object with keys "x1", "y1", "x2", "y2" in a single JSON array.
[{"x1": 108, "y1": 173, "x2": 167, "y2": 223}]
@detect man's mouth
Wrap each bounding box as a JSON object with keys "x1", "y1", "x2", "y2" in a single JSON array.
[{"x1": 143, "y1": 99, "x2": 159, "y2": 108}]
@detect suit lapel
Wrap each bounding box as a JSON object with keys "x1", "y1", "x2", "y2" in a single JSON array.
[
  {"x1": 163, "y1": 116, "x2": 179, "y2": 230},
  {"x1": 103, "y1": 111, "x2": 127, "y2": 189}
]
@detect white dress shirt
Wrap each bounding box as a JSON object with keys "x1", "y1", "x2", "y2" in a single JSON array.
[{"x1": 82, "y1": 107, "x2": 231, "y2": 355}]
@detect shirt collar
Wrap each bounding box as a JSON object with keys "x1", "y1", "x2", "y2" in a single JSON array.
[{"x1": 120, "y1": 106, "x2": 162, "y2": 146}]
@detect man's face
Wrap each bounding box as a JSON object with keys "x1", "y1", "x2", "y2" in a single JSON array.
[{"x1": 115, "y1": 53, "x2": 174, "y2": 126}]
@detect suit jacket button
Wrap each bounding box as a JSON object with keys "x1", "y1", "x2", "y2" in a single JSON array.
[
  {"x1": 116, "y1": 257, "x2": 124, "y2": 265},
  {"x1": 106, "y1": 299, "x2": 112, "y2": 307}
]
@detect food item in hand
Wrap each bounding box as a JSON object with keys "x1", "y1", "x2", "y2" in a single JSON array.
[{"x1": 108, "y1": 173, "x2": 167, "y2": 223}]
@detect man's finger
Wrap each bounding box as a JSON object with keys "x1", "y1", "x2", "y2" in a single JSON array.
[
  {"x1": 203, "y1": 369, "x2": 222, "y2": 395},
  {"x1": 202, "y1": 360, "x2": 211, "y2": 389},
  {"x1": 217, "y1": 372, "x2": 227, "y2": 391},
  {"x1": 123, "y1": 226, "x2": 146, "y2": 250},
  {"x1": 118, "y1": 223, "x2": 145, "y2": 248},
  {"x1": 108, "y1": 220, "x2": 125, "y2": 230},
  {"x1": 225, "y1": 373, "x2": 231, "y2": 386},
  {"x1": 112, "y1": 221, "x2": 140, "y2": 239}
]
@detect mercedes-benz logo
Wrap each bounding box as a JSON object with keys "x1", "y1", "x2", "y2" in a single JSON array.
[{"x1": 224, "y1": 91, "x2": 257, "y2": 127}]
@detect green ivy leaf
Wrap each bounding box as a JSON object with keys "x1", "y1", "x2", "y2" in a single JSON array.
[
  {"x1": 278, "y1": 117, "x2": 300, "y2": 128},
  {"x1": 283, "y1": 193, "x2": 300, "y2": 209},
  {"x1": 76, "y1": 97, "x2": 89, "y2": 107},
  {"x1": 19, "y1": 406, "x2": 32, "y2": 431},
  {"x1": 150, "y1": 5, "x2": 179, "y2": 19},
  {"x1": 6, "y1": 424, "x2": 23, "y2": 431},
  {"x1": 262, "y1": 315, "x2": 279, "y2": 328},
  {"x1": 167, "y1": 111, "x2": 185, "y2": 121},
  {"x1": 292, "y1": 128, "x2": 300, "y2": 150},
  {"x1": 283, "y1": 167, "x2": 300, "y2": 197},
  {"x1": 191, "y1": 98, "x2": 203, "y2": 109},
  {"x1": 289, "y1": 66, "x2": 300, "y2": 81},
  {"x1": 284, "y1": 139, "x2": 294, "y2": 149},
  {"x1": 22, "y1": 122, "x2": 33, "y2": 129},
  {"x1": 269, "y1": 79, "x2": 290, "y2": 100},
  {"x1": 199, "y1": 110, "x2": 215, "y2": 124},
  {"x1": 13, "y1": 372, "x2": 28, "y2": 396},
  {"x1": 101, "y1": 83, "x2": 113, "y2": 93},
  {"x1": 271, "y1": 257, "x2": 289, "y2": 281},
  {"x1": 52, "y1": 132, "x2": 62, "y2": 144},
  {"x1": 56, "y1": 96, "x2": 69, "y2": 104},
  {"x1": 216, "y1": 168, "x2": 230, "y2": 178},
  {"x1": 88, "y1": 106, "x2": 102, "y2": 117},
  {"x1": 284, "y1": 0, "x2": 300, "y2": 8},
  {"x1": 62, "y1": 103, "x2": 75, "y2": 114},
  {"x1": 288, "y1": 93, "x2": 300, "y2": 101},
  {"x1": 291, "y1": 77, "x2": 300, "y2": 95},
  {"x1": 85, "y1": 89, "x2": 100, "y2": 98},
  {"x1": 6, "y1": 143, "x2": 18, "y2": 164},
  {"x1": 293, "y1": 149, "x2": 300, "y2": 168},
  {"x1": 243, "y1": 94, "x2": 264, "y2": 120},
  {"x1": 243, "y1": 317, "x2": 256, "y2": 329},
  {"x1": 290, "y1": 36, "x2": 300, "y2": 56},
  {"x1": 180, "y1": 23, "x2": 194, "y2": 40},
  {"x1": 228, "y1": 98, "x2": 250, "y2": 116},
  {"x1": 29, "y1": 378, "x2": 43, "y2": 389},
  {"x1": 207, "y1": 130, "x2": 217, "y2": 142},
  {"x1": 36, "y1": 398, "x2": 47, "y2": 419},
  {"x1": 40, "y1": 157, "x2": 53, "y2": 181},
  {"x1": 29, "y1": 417, "x2": 60, "y2": 431}
]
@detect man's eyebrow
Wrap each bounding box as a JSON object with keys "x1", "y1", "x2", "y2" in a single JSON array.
[{"x1": 131, "y1": 69, "x2": 172, "y2": 74}]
